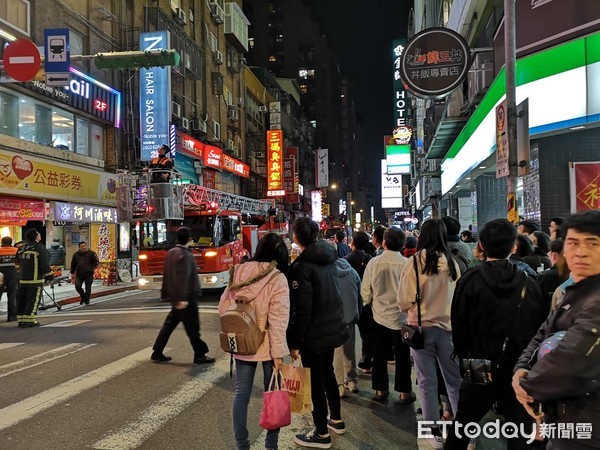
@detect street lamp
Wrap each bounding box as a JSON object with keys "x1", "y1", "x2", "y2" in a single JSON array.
[{"x1": 331, "y1": 183, "x2": 337, "y2": 190}]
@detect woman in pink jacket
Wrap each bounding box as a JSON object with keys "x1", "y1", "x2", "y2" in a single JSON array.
[{"x1": 218, "y1": 233, "x2": 290, "y2": 450}]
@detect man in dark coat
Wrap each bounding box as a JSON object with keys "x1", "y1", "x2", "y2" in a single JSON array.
[
  {"x1": 17, "y1": 229, "x2": 53, "y2": 327},
  {"x1": 0, "y1": 236, "x2": 19, "y2": 322},
  {"x1": 446, "y1": 219, "x2": 547, "y2": 450},
  {"x1": 151, "y1": 227, "x2": 214, "y2": 364},
  {"x1": 70, "y1": 242, "x2": 99, "y2": 305},
  {"x1": 513, "y1": 211, "x2": 600, "y2": 450},
  {"x1": 288, "y1": 217, "x2": 349, "y2": 448},
  {"x1": 334, "y1": 230, "x2": 351, "y2": 258}
]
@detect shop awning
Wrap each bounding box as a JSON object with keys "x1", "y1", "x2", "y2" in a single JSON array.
[{"x1": 426, "y1": 116, "x2": 469, "y2": 160}]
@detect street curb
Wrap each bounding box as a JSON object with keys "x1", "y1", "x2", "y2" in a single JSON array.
[{"x1": 56, "y1": 285, "x2": 138, "y2": 306}]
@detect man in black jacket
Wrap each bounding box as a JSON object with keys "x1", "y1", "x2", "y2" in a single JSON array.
[
  {"x1": 446, "y1": 219, "x2": 547, "y2": 450},
  {"x1": 151, "y1": 227, "x2": 214, "y2": 364},
  {"x1": 513, "y1": 211, "x2": 600, "y2": 450},
  {"x1": 288, "y1": 217, "x2": 348, "y2": 449},
  {"x1": 70, "y1": 242, "x2": 99, "y2": 305},
  {"x1": 17, "y1": 229, "x2": 53, "y2": 327}
]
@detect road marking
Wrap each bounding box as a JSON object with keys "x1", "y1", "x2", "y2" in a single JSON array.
[
  {"x1": 0, "y1": 347, "x2": 151, "y2": 431},
  {"x1": 91, "y1": 357, "x2": 230, "y2": 450},
  {"x1": 42, "y1": 308, "x2": 219, "y2": 317},
  {"x1": 0, "y1": 343, "x2": 25, "y2": 351},
  {"x1": 0, "y1": 343, "x2": 97, "y2": 379},
  {"x1": 42, "y1": 320, "x2": 91, "y2": 327},
  {"x1": 9, "y1": 56, "x2": 35, "y2": 64}
]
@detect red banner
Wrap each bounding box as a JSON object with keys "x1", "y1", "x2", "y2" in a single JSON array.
[
  {"x1": 203, "y1": 169, "x2": 216, "y2": 190},
  {"x1": 203, "y1": 145, "x2": 223, "y2": 170},
  {"x1": 285, "y1": 147, "x2": 299, "y2": 203},
  {"x1": 574, "y1": 162, "x2": 600, "y2": 212},
  {"x1": 176, "y1": 131, "x2": 203, "y2": 159},
  {"x1": 0, "y1": 196, "x2": 46, "y2": 223},
  {"x1": 222, "y1": 154, "x2": 250, "y2": 178}
]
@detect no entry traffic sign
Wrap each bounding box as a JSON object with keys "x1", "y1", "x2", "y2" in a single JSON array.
[{"x1": 3, "y1": 38, "x2": 41, "y2": 82}]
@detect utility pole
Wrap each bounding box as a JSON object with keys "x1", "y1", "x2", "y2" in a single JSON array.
[{"x1": 504, "y1": 0, "x2": 519, "y2": 224}]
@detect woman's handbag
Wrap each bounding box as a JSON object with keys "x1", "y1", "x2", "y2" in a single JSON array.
[
  {"x1": 259, "y1": 370, "x2": 292, "y2": 430},
  {"x1": 401, "y1": 256, "x2": 425, "y2": 350}
]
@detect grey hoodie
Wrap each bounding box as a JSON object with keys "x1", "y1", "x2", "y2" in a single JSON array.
[{"x1": 334, "y1": 258, "x2": 362, "y2": 325}]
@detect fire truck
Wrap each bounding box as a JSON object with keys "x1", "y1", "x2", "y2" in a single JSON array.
[{"x1": 116, "y1": 169, "x2": 286, "y2": 290}]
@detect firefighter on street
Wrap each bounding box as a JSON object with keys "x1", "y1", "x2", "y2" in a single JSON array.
[{"x1": 17, "y1": 229, "x2": 53, "y2": 327}]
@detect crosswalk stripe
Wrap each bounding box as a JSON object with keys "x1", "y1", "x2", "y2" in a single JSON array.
[
  {"x1": 43, "y1": 308, "x2": 219, "y2": 317},
  {"x1": 42, "y1": 320, "x2": 91, "y2": 327},
  {"x1": 91, "y1": 357, "x2": 230, "y2": 450},
  {"x1": 0, "y1": 343, "x2": 25, "y2": 351},
  {"x1": 0, "y1": 343, "x2": 97, "y2": 379},
  {"x1": 0, "y1": 347, "x2": 151, "y2": 431}
]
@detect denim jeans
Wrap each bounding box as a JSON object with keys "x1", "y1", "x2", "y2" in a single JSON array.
[
  {"x1": 233, "y1": 359, "x2": 279, "y2": 450},
  {"x1": 410, "y1": 326, "x2": 462, "y2": 422}
]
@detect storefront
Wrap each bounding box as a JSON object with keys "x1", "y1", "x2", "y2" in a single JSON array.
[{"x1": 440, "y1": 32, "x2": 600, "y2": 228}]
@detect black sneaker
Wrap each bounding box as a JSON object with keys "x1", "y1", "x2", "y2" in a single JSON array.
[
  {"x1": 327, "y1": 419, "x2": 346, "y2": 435},
  {"x1": 294, "y1": 429, "x2": 332, "y2": 449},
  {"x1": 193, "y1": 355, "x2": 216, "y2": 364},
  {"x1": 20, "y1": 322, "x2": 41, "y2": 328}
]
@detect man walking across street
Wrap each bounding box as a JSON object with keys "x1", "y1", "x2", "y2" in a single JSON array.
[
  {"x1": 151, "y1": 227, "x2": 214, "y2": 365},
  {"x1": 70, "y1": 242, "x2": 99, "y2": 305},
  {"x1": 17, "y1": 229, "x2": 53, "y2": 327},
  {"x1": 0, "y1": 236, "x2": 19, "y2": 322}
]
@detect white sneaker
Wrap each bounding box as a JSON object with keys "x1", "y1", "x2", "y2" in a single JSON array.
[
  {"x1": 425, "y1": 428, "x2": 444, "y2": 449},
  {"x1": 344, "y1": 380, "x2": 359, "y2": 393}
]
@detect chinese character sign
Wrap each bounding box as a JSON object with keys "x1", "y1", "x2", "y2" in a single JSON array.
[
  {"x1": 571, "y1": 162, "x2": 600, "y2": 213},
  {"x1": 54, "y1": 202, "x2": 118, "y2": 223},
  {"x1": 311, "y1": 190, "x2": 323, "y2": 222},
  {"x1": 91, "y1": 223, "x2": 116, "y2": 262},
  {"x1": 267, "y1": 130, "x2": 284, "y2": 191},
  {"x1": 316, "y1": 149, "x2": 329, "y2": 188},
  {"x1": 400, "y1": 28, "x2": 470, "y2": 98},
  {"x1": 392, "y1": 39, "x2": 409, "y2": 128}
]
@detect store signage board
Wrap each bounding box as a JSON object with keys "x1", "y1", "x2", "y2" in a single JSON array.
[
  {"x1": 267, "y1": 130, "x2": 284, "y2": 191},
  {"x1": 400, "y1": 27, "x2": 470, "y2": 98},
  {"x1": 392, "y1": 39, "x2": 409, "y2": 128},
  {"x1": 54, "y1": 201, "x2": 118, "y2": 223}
]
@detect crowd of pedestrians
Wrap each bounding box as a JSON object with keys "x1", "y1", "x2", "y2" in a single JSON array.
[{"x1": 211, "y1": 210, "x2": 599, "y2": 450}]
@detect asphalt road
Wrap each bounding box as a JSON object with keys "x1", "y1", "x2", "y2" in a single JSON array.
[{"x1": 0, "y1": 290, "x2": 422, "y2": 450}]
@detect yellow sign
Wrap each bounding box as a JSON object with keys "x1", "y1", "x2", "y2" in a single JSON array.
[
  {"x1": 507, "y1": 192, "x2": 518, "y2": 224},
  {"x1": 0, "y1": 150, "x2": 116, "y2": 204},
  {"x1": 91, "y1": 223, "x2": 117, "y2": 262},
  {"x1": 322, "y1": 203, "x2": 330, "y2": 216}
]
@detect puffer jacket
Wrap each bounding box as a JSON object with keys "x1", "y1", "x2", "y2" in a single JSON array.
[
  {"x1": 287, "y1": 240, "x2": 349, "y2": 354},
  {"x1": 218, "y1": 261, "x2": 290, "y2": 361},
  {"x1": 334, "y1": 258, "x2": 361, "y2": 325}
]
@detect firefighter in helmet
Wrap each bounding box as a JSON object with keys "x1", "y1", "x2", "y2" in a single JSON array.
[{"x1": 148, "y1": 144, "x2": 174, "y2": 182}]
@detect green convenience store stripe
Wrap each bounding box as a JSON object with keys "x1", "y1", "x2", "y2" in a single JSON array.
[{"x1": 442, "y1": 31, "x2": 599, "y2": 163}]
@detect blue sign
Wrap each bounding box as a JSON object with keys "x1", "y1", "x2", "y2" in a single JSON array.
[
  {"x1": 139, "y1": 31, "x2": 171, "y2": 161},
  {"x1": 175, "y1": 152, "x2": 199, "y2": 184},
  {"x1": 44, "y1": 28, "x2": 70, "y2": 85}
]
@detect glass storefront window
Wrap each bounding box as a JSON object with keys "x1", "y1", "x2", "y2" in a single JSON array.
[{"x1": 0, "y1": 86, "x2": 101, "y2": 158}]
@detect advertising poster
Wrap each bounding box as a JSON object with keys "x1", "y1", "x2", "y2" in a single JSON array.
[
  {"x1": 496, "y1": 101, "x2": 510, "y2": 178},
  {"x1": 570, "y1": 162, "x2": 600, "y2": 213}
]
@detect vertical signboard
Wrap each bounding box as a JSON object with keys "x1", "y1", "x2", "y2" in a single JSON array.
[
  {"x1": 44, "y1": 28, "x2": 70, "y2": 86},
  {"x1": 316, "y1": 148, "x2": 329, "y2": 187},
  {"x1": 139, "y1": 31, "x2": 171, "y2": 161},
  {"x1": 392, "y1": 39, "x2": 409, "y2": 128},
  {"x1": 311, "y1": 190, "x2": 323, "y2": 222},
  {"x1": 496, "y1": 101, "x2": 509, "y2": 178},
  {"x1": 267, "y1": 130, "x2": 284, "y2": 195},
  {"x1": 285, "y1": 147, "x2": 299, "y2": 203}
]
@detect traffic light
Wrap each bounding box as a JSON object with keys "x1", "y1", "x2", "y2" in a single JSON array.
[{"x1": 94, "y1": 49, "x2": 180, "y2": 70}]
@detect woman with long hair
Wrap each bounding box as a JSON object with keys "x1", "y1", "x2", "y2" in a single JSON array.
[
  {"x1": 397, "y1": 219, "x2": 463, "y2": 449},
  {"x1": 218, "y1": 233, "x2": 290, "y2": 450}
]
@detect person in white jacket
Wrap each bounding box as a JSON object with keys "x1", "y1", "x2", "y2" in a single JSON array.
[
  {"x1": 218, "y1": 233, "x2": 290, "y2": 450},
  {"x1": 361, "y1": 226, "x2": 415, "y2": 403},
  {"x1": 398, "y1": 219, "x2": 463, "y2": 450}
]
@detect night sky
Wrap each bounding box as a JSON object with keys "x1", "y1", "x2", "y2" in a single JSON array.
[{"x1": 311, "y1": 0, "x2": 412, "y2": 213}]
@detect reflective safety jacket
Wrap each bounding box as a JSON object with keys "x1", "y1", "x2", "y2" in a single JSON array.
[
  {"x1": 0, "y1": 245, "x2": 18, "y2": 269},
  {"x1": 17, "y1": 242, "x2": 53, "y2": 285}
]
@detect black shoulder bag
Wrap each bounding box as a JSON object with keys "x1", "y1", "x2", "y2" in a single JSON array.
[
  {"x1": 462, "y1": 278, "x2": 528, "y2": 385},
  {"x1": 401, "y1": 256, "x2": 425, "y2": 350}
]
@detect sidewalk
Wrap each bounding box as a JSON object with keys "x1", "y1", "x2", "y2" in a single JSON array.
[{"x1": 0, "y1": 279, "x2": 139, "y2": 316}]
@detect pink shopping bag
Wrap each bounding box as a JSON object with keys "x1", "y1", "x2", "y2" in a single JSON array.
[{"x1": 259, "y1": 370, "x2": 292, "y2": 430}]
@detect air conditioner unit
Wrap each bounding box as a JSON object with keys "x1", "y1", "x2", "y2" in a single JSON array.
[
  {"x1": 259, "y1": 105, "x2": 268, "y2": 113},
  {"x1": 467, "y1": 52, "x2": 494, "y2": 104},
  {"x1": 226, "y1": 138, "x2": 234, "y2": 150},
  {"x1": 237, "y1": 97, "x2": 244, "y2": 106},
  {"x1": 181, "y1": 117, "x2": 190, "y2": 130},
  {"x1": 183, "y1": 52, "x2": 191, "y2": 70},
  {"x1": 214, "y1": 50, "x2": 224, "y2": 65},
  {"x1": 191, "y1": 119, "x2": 207, "y2": 133},
  {"x1": 255, "y1": 151, "x2": 266, "y2": 159},
  {"x1": 174, "y1": 8, "x2": 187, "y2": 25},
  {"x1": 210, "y1": 2, "x2": 224, "y2": 24},
  {"x1": 227, "y1": 108, "x2": 239, "y2": 122},
  {"x1": 231, "y1": 145, "x2": 239, "y2": 157},
  {"x1": 172, "y1": 101, "x2": 181, "y2": 118}
]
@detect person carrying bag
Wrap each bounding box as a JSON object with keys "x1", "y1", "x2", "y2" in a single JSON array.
[
  {"x1": 260, "y1": 371, "x2": 292, "y2": 430},
  {"x1": 281, "y1": 360, "x2": 312, "y2": 414}
]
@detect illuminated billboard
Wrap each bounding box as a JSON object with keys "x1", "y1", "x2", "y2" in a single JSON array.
[
  {"x1": 386, "y1": 144, "x2": 411, "y2": 174},
  {"x1": 267, "y1": 130, "x2": 283, "y2": 194}
]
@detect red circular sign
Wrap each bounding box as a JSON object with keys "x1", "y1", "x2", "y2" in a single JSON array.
[{"x1": 3, "y1": 38, "x2": 41, "y2": 82}]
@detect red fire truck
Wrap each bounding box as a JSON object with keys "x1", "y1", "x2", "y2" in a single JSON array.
[{"x1": 116, "y1": 170, "x2": 285, "y2": 290}]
